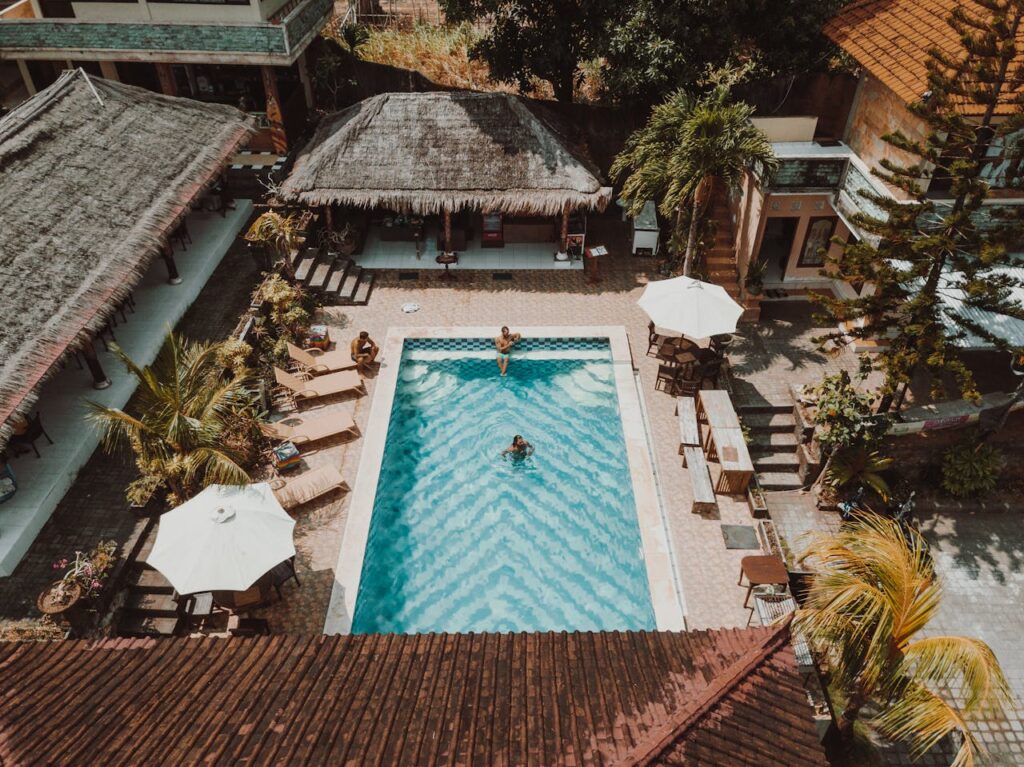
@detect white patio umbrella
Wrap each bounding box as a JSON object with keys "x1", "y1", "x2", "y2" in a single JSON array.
[
  {"x1": 147, "y1": 483, "x2": 296, "y2": 595},
  {"x1": 637, "y1": 276, "x2": 744, "y2": 338}
]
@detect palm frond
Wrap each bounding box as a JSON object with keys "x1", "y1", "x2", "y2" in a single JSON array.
[
  {"x1": 902, "y1": 635, "x2": 1012, "y2": 715},
  {"x1": 872, "y1": 681, "x2": 981, "y2": 767}
]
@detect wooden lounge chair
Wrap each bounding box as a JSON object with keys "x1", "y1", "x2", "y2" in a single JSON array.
[
  {"x1": 286, "y1": 342, "x2": 357, "y2": 375},
  {"x1": 260, "y1": 410, "x2": 360, "y2": 445},
  {"x1": 274, "y1": 367, "x2": 365, "y2": 403},
  {"x1": 271, "y1": 466, "x2": 349, "y2": 511}
]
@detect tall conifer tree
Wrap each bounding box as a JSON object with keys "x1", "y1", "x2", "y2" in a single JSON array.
[{"x1": 817, "y1": 0, "x2": 1024, "y2": 411}]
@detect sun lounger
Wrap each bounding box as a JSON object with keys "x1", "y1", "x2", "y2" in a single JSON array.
[
  {"x1": 274, "y1": 367, "x2": 365, "y2": 402},
  {"x1": 271, "y1": 466, "x2": 349, "y2": 511},
  {"x1": 260, "y1": 410, "x2": 360, "y2": 445},
  {"x1": 286, "y1": 342, "x2": 357, "y2": 375}
]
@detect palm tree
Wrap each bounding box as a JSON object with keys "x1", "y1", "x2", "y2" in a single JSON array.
[
  {"x1": 89, "y1": 333, "x2": 256, "y2": 505},
  {"x1": 244, "y1": 211, "x2": 303, "y2": 276},
  {"x1": 797, "y1": 513, "x2": 1011, "y2": 767},
  {"x1": 612, "y1": 71, "x2": 777, "y2": 276}
]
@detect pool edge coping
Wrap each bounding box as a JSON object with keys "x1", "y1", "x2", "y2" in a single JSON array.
[{"x1": 323, "y1": 326, "x2": 686, "y2": 634}]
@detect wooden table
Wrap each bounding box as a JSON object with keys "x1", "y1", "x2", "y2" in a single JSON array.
[
  {"x1": 697, "y1": 390, "x2": 741, "y2": 430},
  {"x1": 738, "y1": 555, "x2": 789, "y2": 608},
  {"x1": 708, "y1": 427, "x2": 754, "y2": 493},
  {"x1": 696, "y1": 390, "x2": 753, "y2": 493}
]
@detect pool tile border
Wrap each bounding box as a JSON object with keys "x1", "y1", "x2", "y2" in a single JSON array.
[{"x1": 324, "y1": 326, "x2": 686, "y2": 634}]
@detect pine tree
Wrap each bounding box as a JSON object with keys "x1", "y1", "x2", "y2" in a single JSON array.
[{"x1": 817, "y1": 0, "x2": 1024, "y2": 412}]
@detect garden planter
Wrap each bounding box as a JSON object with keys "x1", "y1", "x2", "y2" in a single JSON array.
[
  {"x1": 747, "y1": 486, "x2": 770, "y2": 518},
  {"x1": 37, "y1": 582, "x2": 92, "y2": 636},
  {"x1": 797, "y1": 441, "x2": 823, "y2": 484}
]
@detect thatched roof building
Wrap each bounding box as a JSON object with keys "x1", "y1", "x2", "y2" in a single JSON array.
[
  {"x1": 0, "y1": 70, "x2": 252, "y2": 446},
  {"x1": 280, "y1": 91, "x2": 613, "y2": 216}
]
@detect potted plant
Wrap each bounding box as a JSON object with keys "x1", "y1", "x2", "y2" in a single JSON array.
[{"x1": 38, "y1": 540, "x2": 118, "y2": 634}]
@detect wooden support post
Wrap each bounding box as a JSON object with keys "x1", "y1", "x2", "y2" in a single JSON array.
[
  {"x1": 80, "y1": 340, "x2": 111, "y2": 390},
  {"x1": 559, "y1": 204, "x2": 571, "y2": 253},
  {"x1": 162, "y1": 244, "x2": 182, "y2": 285},
  {"x1": 99, "y1": 60, "x2": 119, "y2": 82},
  {"x1": 155, "y1": 62, "x2": 176, "y2": 97},
  {"x1": 260, "y1": 65, "x2": 288, "y2": 155},
  {"x1": 324, "y1": 205, "x2": 334, "y2": 231},
  {"x1": 443, "y1": 209, "x2": 453, "y2": 252}
]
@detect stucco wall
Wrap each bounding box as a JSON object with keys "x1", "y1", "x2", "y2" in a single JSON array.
[
  {"x1": 758, "y1": 193, "x2": 850, "y2": 281},
  {"x1": 844, "y1": 73, "x2": 929, "y2": 201}
]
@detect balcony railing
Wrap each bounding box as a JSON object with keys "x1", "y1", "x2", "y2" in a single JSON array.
[{"x1": 0, "y1": 0, "x2": 331, "y2": 61}]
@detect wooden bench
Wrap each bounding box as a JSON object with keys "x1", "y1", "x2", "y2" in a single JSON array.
[
  {"x1": 675, "y1": 397, "x2": 701, "y2": 456},
  {"x1": 683, "y1": 446, "x2": 718, "y2": 513}
]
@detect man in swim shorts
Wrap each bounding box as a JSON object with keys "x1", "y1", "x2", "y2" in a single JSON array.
[
  {"x1": 350, "y1": 331, "x2": 379, "y2": 375},
  {"x1": 495, "y1": 326, "x2": 521, "y2": 376}
]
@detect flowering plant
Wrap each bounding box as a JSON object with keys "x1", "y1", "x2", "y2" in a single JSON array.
[{"x1": 51, "y1": 540, "x2": 118, "y2": 602}]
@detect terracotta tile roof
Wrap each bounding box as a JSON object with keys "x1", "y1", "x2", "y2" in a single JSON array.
[
  {"x1": 0, "y1": 626, "x2": 828, "y2": 766},
  {"x1": 824, "y1": 0, "x2": 1024, "y2": 116}
]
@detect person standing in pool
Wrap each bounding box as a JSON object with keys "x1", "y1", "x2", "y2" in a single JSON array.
[
  {"x1": 502, "y1": 435, "x2": 534, "y2": 458},
  {"x1": 495, "y1": 326, "x2": 521, "y2": 376}
]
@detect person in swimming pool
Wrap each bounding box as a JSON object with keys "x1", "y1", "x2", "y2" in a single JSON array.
[
  {"x1": 495, "y1": 326, "x2": 521, "y2": 376},
  {"x1": 350, "y1": 331, "x2": 379, "y2": 375},
  {"x1": 502, "y1": 435, "x2": 534, "y2": 458}
]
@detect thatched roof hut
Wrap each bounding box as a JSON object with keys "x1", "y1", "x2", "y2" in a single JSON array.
[
  {"x1": 0, "y1": 70, "x2": 253, "y2": 447},
  {"x1": 280, "y1": 91, "x2": 613, "y2": 216}
]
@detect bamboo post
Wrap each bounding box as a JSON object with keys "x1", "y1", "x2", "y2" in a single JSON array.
[
  {"x1": 154, "y1": 63, "x2": 177, "y2": 97},
  {"x1": 324, "y1": 205, "x2": 334, "y2": 231},
  {"x1": 80, "y1": 340, "x2": 111, "y2": 390},
  {"x1": 559, "y1": 204, "x2": 571, "y2": 253},
  {"x1": 161, "y1": 244, "x2": 182, "y2": 285},
  {"x1": 443, "y1": 209, "x2": 453, "y2": 252},
  {"x1": 260, "y1": 66, "x2": 288, "y2": 155}
]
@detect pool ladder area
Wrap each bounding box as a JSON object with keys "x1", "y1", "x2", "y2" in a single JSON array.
[{"x1": 632, "y1": 367, "x2": 690, "y2": 630}]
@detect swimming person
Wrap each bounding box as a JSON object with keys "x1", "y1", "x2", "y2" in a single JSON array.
[
  {"x1": 502, "y1": 435, "x2": 534, "y2": 459},
  {"x1": 495, "y1": 326, "x2": 521, "y2": 376},
  {"x1": 350, "y1": 331, "x2": 379, "y2": 375}
]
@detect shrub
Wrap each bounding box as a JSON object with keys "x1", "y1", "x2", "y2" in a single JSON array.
[{"x1": 941, "y1": 440, "x2": 1003, "y2": 498}]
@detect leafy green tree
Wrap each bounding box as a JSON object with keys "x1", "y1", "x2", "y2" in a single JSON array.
[
  {"x1": 797, "y1": 513, "x2": 1011, "y2": 766},
  {"x1": 612, "y1": 70, "x2": 776, "y2": 275},
  {"x1": 439, "y1": 0, "x2": 613, "y2": 102},
  {"x1": 601, "y1": 0, "x2": 847, "y2": 106},
  {"x1": 89, "y1": 333, "x2": 258, "y2": 506},
  {"x1": 816, "y1": 0, "x2": 1024, "y2": 412}
]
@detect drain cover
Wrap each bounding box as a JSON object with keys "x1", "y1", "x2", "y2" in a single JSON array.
[
  {"x1": 721, "y1": 524, "x2": 760, "y2": 550},
  {"x1": 492, "y1": 272, "x2": 513, "y2": 281},
  {"x1": 398, "y1": 271, "x2": 419, "y2": 280}
]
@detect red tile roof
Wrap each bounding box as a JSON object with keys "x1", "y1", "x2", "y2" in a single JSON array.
[
  {"x1": 0, "y1": 625, "x2": 828, "y2": 766},
  {"x1": 824, "y1": 0, "x2": 1024, "y2": 116}
]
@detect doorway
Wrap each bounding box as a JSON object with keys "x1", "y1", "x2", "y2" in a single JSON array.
[{"x1": 757, "y1": 217, "x2": 799, "y2": 284}]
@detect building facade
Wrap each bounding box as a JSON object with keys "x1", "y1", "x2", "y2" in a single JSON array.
[{"x1": 0, "y1": 0, "x2": 332, "y2": 151}]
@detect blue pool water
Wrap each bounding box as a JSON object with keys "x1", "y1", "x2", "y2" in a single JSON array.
[{"x1": 351, "y1": 338, "x2": 656, "y2": 634}]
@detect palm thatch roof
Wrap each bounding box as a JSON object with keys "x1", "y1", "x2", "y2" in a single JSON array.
[
  {"x1": 0, "y1": 70, "x2": 253, "y2": 447},
  {"x1": 280, "y1": 91, "x2": 612, "y2": 215}
]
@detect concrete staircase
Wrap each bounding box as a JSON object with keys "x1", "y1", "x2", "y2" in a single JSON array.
[
  {"x1": 290, "y1": 247, "x2": 375, "y2": 306},
  {"x1": 707, "y1": 194, "x2": 761, "y2": 323},
  {"x1": 117, "y1": 562, "x2": 182, "y2": 638},
  {"x1": 735, "y1": 402, "x2": 804, "y2": 491}
]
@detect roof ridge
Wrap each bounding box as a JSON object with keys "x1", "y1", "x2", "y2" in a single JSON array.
[{"x1": 613, "y1": 620, "x2": 794, "y2": 767}]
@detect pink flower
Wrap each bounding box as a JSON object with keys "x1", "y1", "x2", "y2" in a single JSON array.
[{"x1": 90, "y1": 580, "x2": 101, "y2": 591}]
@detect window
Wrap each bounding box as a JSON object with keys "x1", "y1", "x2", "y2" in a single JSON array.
[{"x1": 798, "y1": 217, "x2": 836, "y2": 268}]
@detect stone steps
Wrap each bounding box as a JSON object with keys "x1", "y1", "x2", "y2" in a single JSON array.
[
  {"x1": 757, "y1": 472, "x2": 806, "y2": 491},
  {"x1": 292, "y1": 253, "x2": 375, "y2": 307}
]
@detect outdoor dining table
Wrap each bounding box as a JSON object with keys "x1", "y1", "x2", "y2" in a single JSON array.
[{"x1": 696, "y1": 390, "x2": 754, "y2": 493}]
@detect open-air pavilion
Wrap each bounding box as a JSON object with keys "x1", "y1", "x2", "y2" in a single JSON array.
[
  {"x1": 0, "y1": 69, "x2": 253, "y2": 575},
  {"x1": 280, "y1": 91, "x2": 613, "y2": 270}
]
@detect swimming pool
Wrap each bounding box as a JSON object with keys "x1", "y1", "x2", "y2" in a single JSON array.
[{"x1": 327, "y1": 327, "x2": 684, "y2": 634}]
